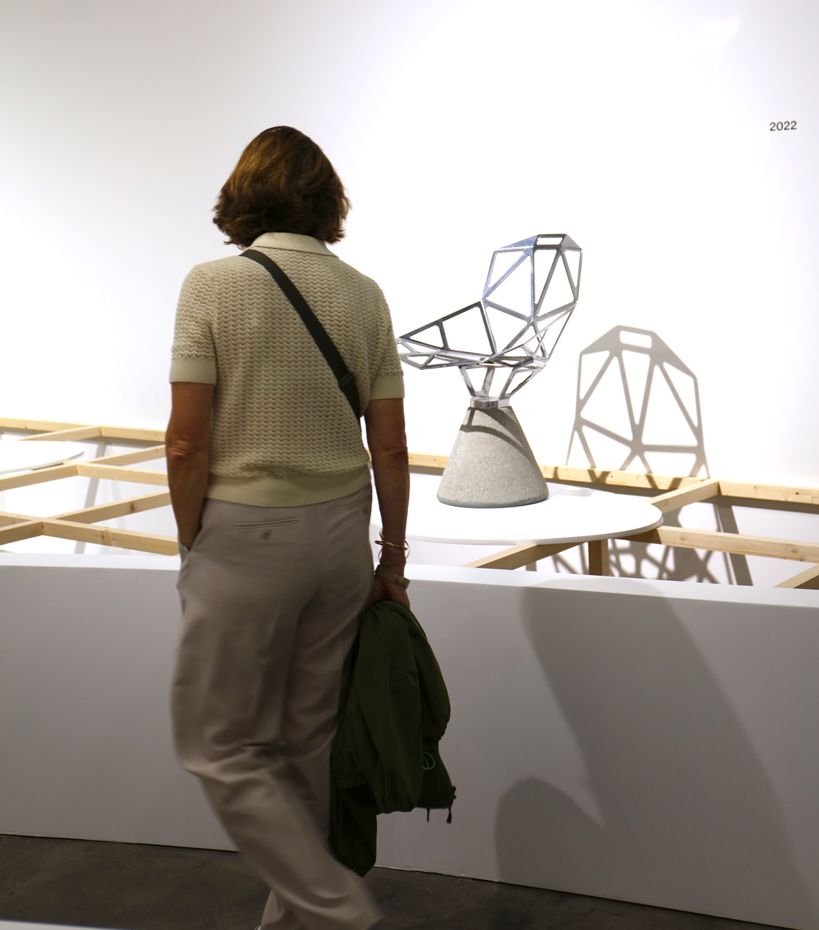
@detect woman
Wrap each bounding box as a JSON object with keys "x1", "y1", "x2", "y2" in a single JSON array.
[{"x1": 166, "y1": 127, "x2": 409, "y2": 930}]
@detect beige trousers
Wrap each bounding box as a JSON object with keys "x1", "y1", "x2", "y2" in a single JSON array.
[{"x1": 171, "y1": 485, "x2": 382, "y2": 930}]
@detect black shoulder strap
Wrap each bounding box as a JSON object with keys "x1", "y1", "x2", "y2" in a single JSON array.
[{"x1": 241, "y1": 249, "x2": 361, "y2": 420}]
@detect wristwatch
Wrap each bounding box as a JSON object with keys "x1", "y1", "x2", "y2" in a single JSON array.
[{"x1": 374, "y1": 563, "x2": 411, "y2": 589}]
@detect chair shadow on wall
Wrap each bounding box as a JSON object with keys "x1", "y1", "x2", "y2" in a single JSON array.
[
  {"x1": 554, "y1": 325, "x2": 750, "y2": 584},
  {"x1": 493, "y1": 588, "x2": 817, "y2": 927}
]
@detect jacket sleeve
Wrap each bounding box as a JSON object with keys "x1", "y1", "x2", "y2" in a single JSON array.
[{"x1": 353, "y1": 603, "x2": 424, "y2": 813}]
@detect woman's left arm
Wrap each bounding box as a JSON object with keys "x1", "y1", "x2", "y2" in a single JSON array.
[{"x1": 166, "y1": 382, "x2": 215, "y2": 549}]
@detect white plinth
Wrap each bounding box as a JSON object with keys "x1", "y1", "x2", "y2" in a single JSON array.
[
  {"x1": 2, "y1": 560, "x2": 818, "y2": 929},
  {"x1": 380, "y1": 473, "x2": 662, "y2": 545},
  {"x1": 0, "y1": 441, "x2": 87, "y2": 475}
]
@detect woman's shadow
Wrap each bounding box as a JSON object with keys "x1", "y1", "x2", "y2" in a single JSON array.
[{"x1": 494, "y1": 585, "x2": 816, "y2": 927}]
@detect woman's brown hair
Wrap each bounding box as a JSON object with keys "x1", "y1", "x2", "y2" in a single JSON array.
[{"x1": 213, "y1": 127, "x2": 350, "y2": 247}]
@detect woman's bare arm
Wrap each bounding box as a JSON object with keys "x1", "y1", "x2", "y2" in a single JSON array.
[
  {"x1": 364, "y1": 397, "x2": 410, "y2": 607},
  {"x1": 166, "y1": 382, "x2": 214, "y2": 549}
]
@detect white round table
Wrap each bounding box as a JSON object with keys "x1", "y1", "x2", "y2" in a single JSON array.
[
  {"x1": 0, "y1": 441, "x2": 88, "y2": 476},
  {"x1": 380, "y1": 473, "x2": 662, "y2": 546}
]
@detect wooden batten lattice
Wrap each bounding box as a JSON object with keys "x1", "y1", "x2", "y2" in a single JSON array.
[{"x1": 1, "y1": 417, "x2": 818, "y2": 589}]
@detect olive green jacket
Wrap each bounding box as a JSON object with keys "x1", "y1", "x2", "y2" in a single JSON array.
[{"x1": 329, "y1": 600, "x2": 456, "y2": 876}]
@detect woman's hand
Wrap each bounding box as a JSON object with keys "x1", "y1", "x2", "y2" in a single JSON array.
[
  {"x1": 368, "y1": 573, "x2": 410, "y2": 609},
  {"x1": 369, "y1": 545, "x2": 410, "y2": 608}
]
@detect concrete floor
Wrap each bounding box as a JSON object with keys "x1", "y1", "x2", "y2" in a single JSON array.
[{"x1": 0, "y1": 835, "x2": 784, "y2": 930}]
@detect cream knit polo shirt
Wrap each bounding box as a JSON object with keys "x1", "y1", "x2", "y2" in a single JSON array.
[{"x1": 170, "y1": 232, "x2": 404, "y2": 508}]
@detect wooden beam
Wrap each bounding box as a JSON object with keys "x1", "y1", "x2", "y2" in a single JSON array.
[
  {"x1": 650, "y1": 479, "x2": 722, "y2": 514},
  {"x1": 404, "y1": 458, "x2": 819, "y2": 504},
  {"x1": 0, "y1": 463, "x2": 78, "y2": 492},
  {"x1": 540, "y1": 465, "x2": 703, "y2": 491},
  {"x1": 0, "y1": 451, "x2": 166, "y2": 492},
  {"x1": 4, "y1": 424, "x2": 819, "y2": 504},
  {"x1": 6, "y1": 427, "x2": 819, "y2": 502},
  {"x1": 623, "y1": 526, "x2": 819, "y2": 563},
  {"x1": 41, "y1": 520, "x2": 179, "y2": 555},
  {"x1": 0, "y1": 511, "x2": 38, "y2": 528},
  {"x1": 89, "y1": 445, "x2": 166, "y2": 467},
  {"x1": 403, "y1": 455, "x2": 708, "y2": 489},
  {"x1": 19, "y1": 426, "x2": 102, "y2": 442},
  {"x1": 55, "y1": 491, "x2": 171, "y2": 524},
  {"x1": 408, "y1": 452, "x2": 449, "y2": 474},
  {"x1": 0, "y1": 417, "x2": 87, "y2": 432},
  {"x1": 99, "y1": 426, "x2": 166, "y2": 443},
  {"x1": 718, "y1": 481, "x2": 819, "y2": 507},
  {"x1": 588, "y1": 538, "x2": 610, "y2": 575},
  {"x1": 464, "y1": 541, "x2": 579, "y2": 570},
  {"x1": 776, "y1": 564, "x2": 819, "y2": 590},
  {"x1": 76, "y1": 464, "x2": 168, "y2": 486},
  {"x1": 0, "y1": 520, "x2": 44, "y2": 545}
]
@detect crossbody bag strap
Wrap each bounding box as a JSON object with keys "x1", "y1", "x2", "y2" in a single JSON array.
[{"x1": 241, "y1": 249, "x2": 362, "y2": 421}]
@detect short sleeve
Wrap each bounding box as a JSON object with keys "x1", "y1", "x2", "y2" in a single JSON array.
[
  {"x1": 169, "y1": 265, "x2": 218, "y2": 384},
  {"x1": 369, "y1": 288, "x2": 405, "y2": 400}
]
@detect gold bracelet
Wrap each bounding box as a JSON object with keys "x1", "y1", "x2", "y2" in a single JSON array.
[
  {"x1": 375, "y1": 533, "x2": 410, "y2": 558},
  {"x1": 376, "y1": 534, "x2": 408, "y2": 550}
]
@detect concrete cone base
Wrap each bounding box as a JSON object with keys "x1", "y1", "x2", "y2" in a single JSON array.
[{"x1": 437, "y1": 406, "x2": 548, "y2": 508}]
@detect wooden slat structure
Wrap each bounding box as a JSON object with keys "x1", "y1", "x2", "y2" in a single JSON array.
[
  {"x1": 1, "y1": 416, "x2": 818, "y2": 585},
  {"x1": 647, "y1": 479, "x2": 722, "y2": 514},
  {"x1": 55, "y1": 491, "x2": 171, "y2": 524},
  {"x1": 776, "y1": 564, "x2": 819, "y2": 590},
  {"x1": 0, "y1": 418, "x2": 176, "y2": 555},
  {"x1": 463, "y1": 542, "x2": 577, "y2": 571}
]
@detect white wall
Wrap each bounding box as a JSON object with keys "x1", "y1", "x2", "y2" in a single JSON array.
[
  {"x1": 2, "y1": 558, "x2": 819, "y2": 929},
  {"x1": 1, "y1": 0, "x2": 818, "y2": 488}
]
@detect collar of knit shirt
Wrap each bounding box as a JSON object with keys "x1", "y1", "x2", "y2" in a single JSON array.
[{"x1": 249, "y1": 232, "x2": 338, "y2": 257}]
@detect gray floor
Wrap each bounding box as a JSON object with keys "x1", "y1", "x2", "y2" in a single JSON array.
[{"x1": 0, "y1": 835, "x2": 784, "y2": 930}]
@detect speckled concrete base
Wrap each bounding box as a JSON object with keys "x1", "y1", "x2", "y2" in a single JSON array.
[{"x1": 437, "y1": 405, "x2": 548, "y2": 507}]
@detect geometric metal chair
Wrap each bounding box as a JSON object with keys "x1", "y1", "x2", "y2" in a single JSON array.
[
  {"x1": 398, "y1": 235, "x2": 582, "y2": 506},
  {"x1": 398, "y1": 234, "x2": 582, "y2": 407}
]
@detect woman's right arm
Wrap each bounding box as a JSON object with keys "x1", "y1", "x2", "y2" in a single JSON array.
[{"x1": 364, "y1": 397, "x2": 411, "y2": 608}]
